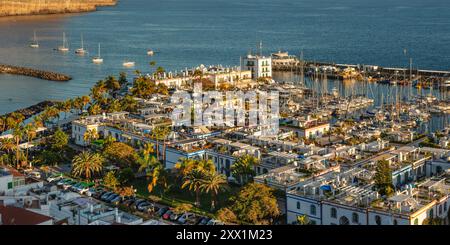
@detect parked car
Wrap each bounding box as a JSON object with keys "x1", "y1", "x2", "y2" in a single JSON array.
[
  {"x1": 63, "y1": 180, "x2": 77, "y2": 190},
  {"x1": 105, "y1": 194, "x2": 119, "y2": 203},
  {"x1": 136, "y1": 202, "x2": 153, "y2": 212},
  {"x1": 100, "y1": 192, "x2": 114, "y2": 201},
  {"x1": 178, "y1": 213, "x2": 195, "y2": 224},
  {"x1": 197, "y1": 217, "x2": 211, "y2": 225},
  {"x1": 122, "y1": 198, "x2": 136, "y2": 207},
  {"x1": 157, "y1": 207, "x2": 168, "y2": 217},
  {"x1": 70, "y1": 183, "x2": 83, "y2": 192},
  {"x1": 93, "y1": 189, "x2": 107, "y2": 199},
  {"x1": 110, "y1": 195, "x2": 123, "y2": 205},
  {"x1": 207, "y1": 219, "x2": 225, "y2": 225},
  {"x1": 162, "y1": 210, "x2": 173, "y2": 220},
  {"x1": 56, "y1": 178, "x2": 71, "y2": 186},
  {"x1": 170, "y1": 212, "x2": 182, "y2": 221},
  {"x1": 133, "y1": 199, "x2": 146, "y2": 209},
  {"x1": 76, "y1": 182, "x2": 95, "y2": 194},
  {"x1": 47, "y1": 173, "x2": 63, "y2": 183},
  {"x1": 86, "y1": 187, "x2": 102, "y2": 197},
  {"x1": 26, "y1": 171, "x2": 41, "y2": 179}
]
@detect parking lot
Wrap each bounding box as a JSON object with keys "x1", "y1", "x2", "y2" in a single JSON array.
[{"x1": 39, "y1": 171, "x2": 224, "y2": 225}]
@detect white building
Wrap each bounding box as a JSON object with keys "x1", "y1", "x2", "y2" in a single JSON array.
[{"x1": 242, "y1": 54, "x2": 272, "y2": 79}]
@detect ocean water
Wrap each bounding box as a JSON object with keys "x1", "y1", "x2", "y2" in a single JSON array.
[{"x1": 1, "y1": 0, "x2": 450, "y2": 114}]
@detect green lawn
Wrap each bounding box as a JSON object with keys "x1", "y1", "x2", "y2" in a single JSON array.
[{"x1": 131, "y1": 175, "x2": 240, "y2": 216}]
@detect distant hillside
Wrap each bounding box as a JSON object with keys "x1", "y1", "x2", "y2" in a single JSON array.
[{"x1": 0, "y1": 0, "x2": 117, "y2": 17}]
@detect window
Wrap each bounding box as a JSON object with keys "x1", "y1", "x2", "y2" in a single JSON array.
[
  {"x1": 296, "y1": 202, "x2": 301, "y2": 210},
  {"x1": 445, "y1": 202, "x2": 448, "y2": 212},
  {"x1": 375, "y1": 215, "x2": 382, "y2": 225},
  {"x1": 429, "y1": 209, "x2": 434, "y2": 218},
  {"x1": 352, "y1": 213, "x2": 359, "y2": 223},
  {"x1": 310, "y1": 220, "x2": 316, "y2": 225},
  {"x1": 439, "y1": 205, "x2": 442, "y2": 215},
  {"x1": 414, "y1": 218, "x2": 419, "y2": 225},
  {"x1": 310, "y1": 205, "x2": 316, "y2": 215},
  {"x1": 331, "y1": 208, "x2": 337, "y2": 218},
  {"x1": 393, "y1": 219, "x2": 398, "y2": 225},
  {"x1": 7, "y1": 182, "x2": 13, "y2": 189}
]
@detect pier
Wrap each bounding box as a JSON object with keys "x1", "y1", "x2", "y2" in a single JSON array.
[
  {"x1": 0, "y1": 64, "x2": 72, "y2": 81},
  {"x1": 273, "y1": 60, "x2": 450, "y2": 87}
]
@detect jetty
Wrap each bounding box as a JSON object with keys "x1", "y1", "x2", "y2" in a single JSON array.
[
  {"x1": 0, "y1": 100, "x2": 56, "y2": 133},
  {"x1": 272, "y1": 59, "x2": 450, "y2": 87},
  {"x1": 0, "y1": 64, "x2": 72, "y2": 81}
]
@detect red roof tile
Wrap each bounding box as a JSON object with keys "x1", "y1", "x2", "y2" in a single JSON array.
[{"x1": 0, "y1": 206, "x2": 52, "y2": 225}]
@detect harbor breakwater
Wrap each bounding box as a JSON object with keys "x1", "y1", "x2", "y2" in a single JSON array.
[
  {"x1": 0, "y1": 64, "x2": 71, "y2": 81},
  {"x1": 0, "y1": 100, "x2": 55, "y2": 133},
  {"x1": 0, "y1": 0, "x2": 117, "y2": 17}
]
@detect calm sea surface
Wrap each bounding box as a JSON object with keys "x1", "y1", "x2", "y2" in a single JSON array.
[{"x1": 1, "y1": 0, "x2": 450, "y2": 115}]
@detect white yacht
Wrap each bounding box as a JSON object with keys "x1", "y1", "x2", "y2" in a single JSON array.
[
  {"x1": 57, "y1": 32, "x2": 69, "y2": 52},
  {"x1": 75, "y1": 34, "x2": 87, "y2": 55},
  {"x1": 123, "y1": 61, "x2": 135, "y2": 67},
  {"x1": 147, "y1": 49, "x2": 154, "y2": 56},
  {"x1": 30, "y1": 30, "x2": 39, "y2": 48},
  {"x1": 92, "y1": 43, "x2": 103, "y2": 64}
]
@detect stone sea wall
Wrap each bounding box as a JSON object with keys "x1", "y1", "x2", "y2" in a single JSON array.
[
  {"x1": 0, "y1": 64, "x2": 72, "y2": 81},
  {"x1": 0, "y1": 0, "x2": 117, "y2": 17}
]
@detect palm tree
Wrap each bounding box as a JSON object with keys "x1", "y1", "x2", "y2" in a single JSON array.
[
  {"x1": 147, "y1": 163, "x2": 169, "y2": 196},
  {"x1": 297, "y1": 215, "x2": 310, "y2": 225},
  {"x1": 196, "y1": 159, "x2": 216, "y2": 174},
  {"x1": 200, "y1": 172, "x2": 228, "y2": 210},
  {"x1": 0, "y1": 116, "x2": 6, "y2": 132},
  {"x1": 175, "y1": 158, "x2": 196, "y2": 178},
  {"x1": 151, "y1": 126, "x2": 171, "y2": 163},
  {"x1": 72, "y1": 151, "x2": 104, "y2": 180},
  {"x1": 24, "y1": 123, "x2": 37, "y2": 168},
  {"x1": 137, "y1": 154, "x2": 160, "y2": 176},
  {"x1": 83, "y1": 128, "x2": 99, "y2": 146},
  {"x1": 231, "y1": 154, "x2": 260, "y2": 185},
  {"x1": 142, "y1": 142, "x2": 155, "y2": 156},
  {"x1": 12, "y1": 125, "x2": 25, "y2": 168},
  {"x1": 181, "y1": 169, "x2": 205, "y2": 207},
  {"x1": 88, "y1": 103, "x2": 102, "y2": 115},
  {"x1": 0, "y1": 138, "x2": 15, "y2": 155}
]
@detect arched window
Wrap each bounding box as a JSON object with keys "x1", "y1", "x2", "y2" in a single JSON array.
[
  {"x1": 296, "y1": 202, "x2": 301, "y2": 210},
  {"x1": 310, "y1": 205, "x2": 316, "y2": 215},
  {"x1": 429, "y1": 209, "x2": 434, "y2": 218},
  {"x1": 439, "y1": 205, "x2": 442, "y2": 215},
  {"x1": 414, "y1": 218, "x2": 419, "y2": 225},
  {"x1": 444, "y1": 202, "x2": 448, "y2": 212},
  {"x1": 352, "y1": 213, "x2": 359, "y2": 223},
  {"x1": 331, "y1": 208, "x2": 337, "y2": 218},
  {"x1": 393, "y1": 219, "x2": 398, "y2": 225},
  {"x1": 375, "y1": 215, "x2": 382, "y2": 225}
]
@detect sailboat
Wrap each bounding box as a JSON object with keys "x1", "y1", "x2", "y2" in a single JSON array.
[
  {"x1": 57, "y1": 32, "x2": 69, "y2": 52},
  {"x1": 30, "y1": 30, "x2": 39, "y2": 48},
  {"x1": 92, "y1": 43, "x2": 103, "y2": 64},
  {"x1": 122, "y1": 61, "x2": 135, "y2": 67},
  {"x1": 75, "y1": 34, "x2": 87, "y2": 55}
]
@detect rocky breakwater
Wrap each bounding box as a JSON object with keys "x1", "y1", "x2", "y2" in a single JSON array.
[
  {"x1": 0, "y1": 100, "x2": 56, "y2": 133},
  {"x1": 0, "y1": 0, "x2": 117, "y2": 17},
  {"x1": 0, "y1": 64, "x2": 72, "y2": 81}
]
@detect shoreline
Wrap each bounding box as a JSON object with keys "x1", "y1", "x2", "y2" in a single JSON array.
[
  {"x1": 0, "y1": 0, "x2": 117, "y2": 18},
  {"x1": 0, "y1": 64, "x2": 72, "y2": 81}
]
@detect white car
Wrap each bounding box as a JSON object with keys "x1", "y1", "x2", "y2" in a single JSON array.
[
  {"x1": 47, "y1": 173, "x2": 63, "y2": 182},
  {"x1": 27, "y1": 171, "x2": 41, "y2": 179}
]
